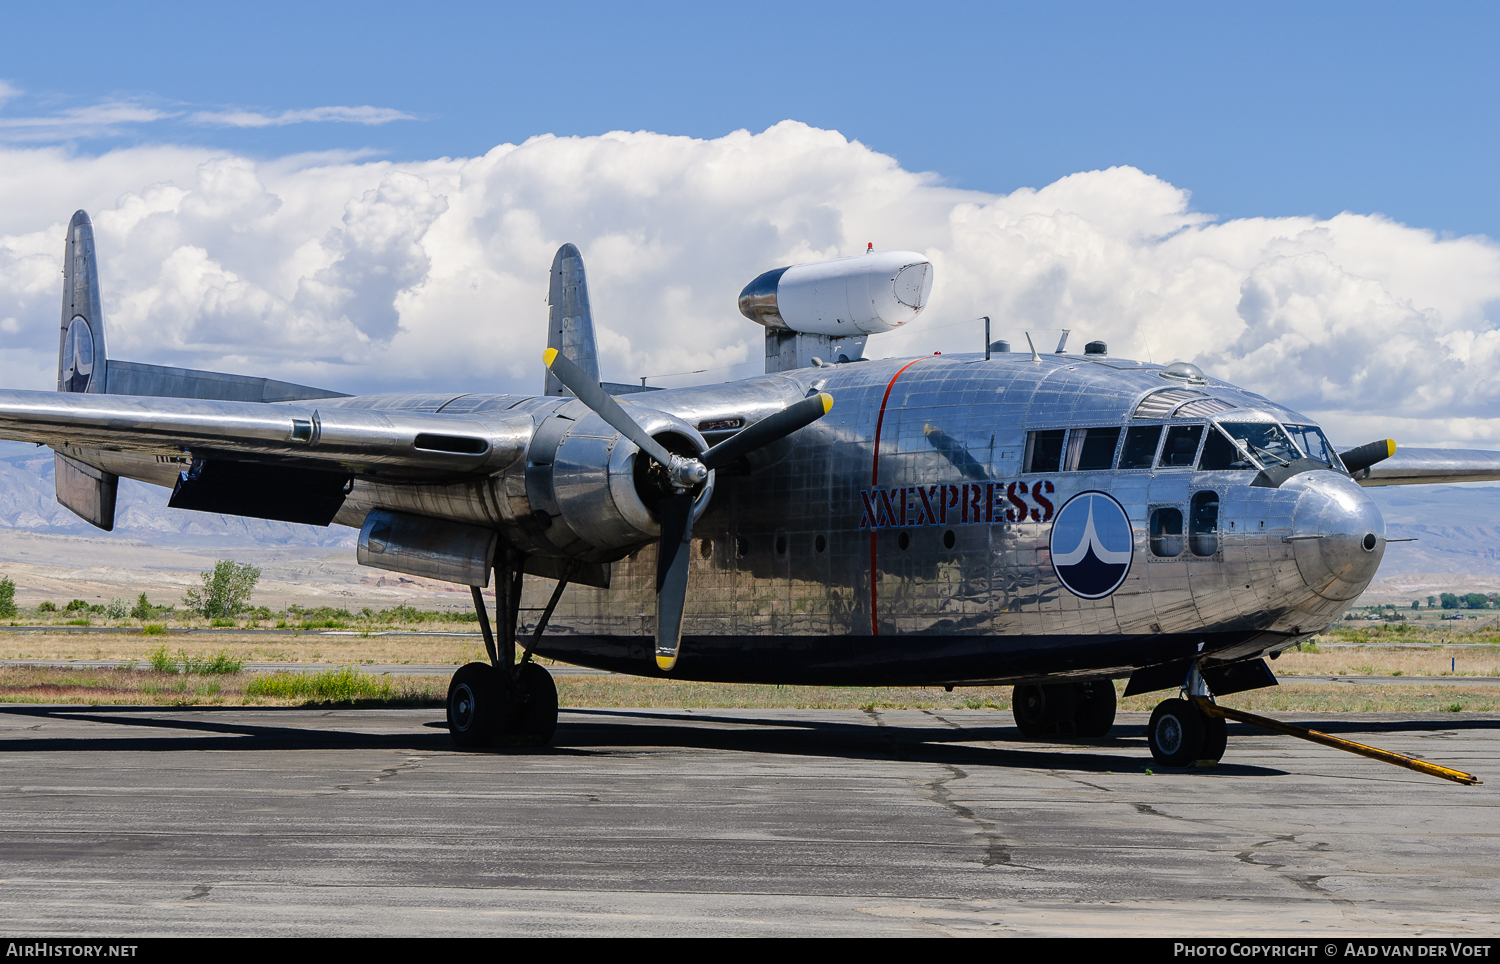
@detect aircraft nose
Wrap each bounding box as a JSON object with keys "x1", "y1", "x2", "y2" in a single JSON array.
[{"x1": 1286, "y1": 471, "x2": 1386, "y2": 601}]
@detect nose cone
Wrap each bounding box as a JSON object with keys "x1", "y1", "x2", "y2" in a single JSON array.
[{"x1": 1287, "y1": 472, "x2": 1386, "y2": 601}]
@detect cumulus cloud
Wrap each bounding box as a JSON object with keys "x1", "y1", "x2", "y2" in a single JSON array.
[
  {"x1": 0, "y1": 121, "x2": 1496, "y2": 447},
  {"x1": 189, "y1": 106, "x2": 415, "y2": 127}
]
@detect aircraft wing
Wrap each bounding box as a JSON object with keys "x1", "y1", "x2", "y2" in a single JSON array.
[
  {"x1": 1356, "y1": 447, "x2": 1500, "y2": 486},
  {"x1": 0, "y1": 389, "x2": 531, "y2": 480}
]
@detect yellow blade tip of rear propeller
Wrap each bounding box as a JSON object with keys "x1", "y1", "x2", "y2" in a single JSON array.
[
  {"x1": 656, "y1": 653, "x2": 677, "y2": 672},
  {"x1": 543, "y1": 347, "x2": 559, "y2": 367},
  {"x1": 819, "y1": 392, "x2": 833, "y2": 415}
]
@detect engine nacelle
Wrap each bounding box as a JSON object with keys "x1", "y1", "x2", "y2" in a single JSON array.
[
  {"x1": 738, "y1": 250, "x2": 933, "y2": 336},
  {"x1": 524, "y1": 406, "x2": 715, "y2": 560}
]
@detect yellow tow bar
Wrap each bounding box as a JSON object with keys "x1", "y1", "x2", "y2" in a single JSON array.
[{"x1": 1192, "y1": 696, "x2": 1482, "y2": 786}]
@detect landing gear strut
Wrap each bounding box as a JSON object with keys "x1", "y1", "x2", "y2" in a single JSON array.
[
  {"x1": 1012, "y1": 679, "x2": 1117, "y2": 738},
  {"x1": 445, "y1": 552, "x2": 569, "y2": 749}
]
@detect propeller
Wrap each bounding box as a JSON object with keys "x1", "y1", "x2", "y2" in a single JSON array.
[
  {"x1": 1339, "y1": 439, "x2": 1396, "y2": 475},
  {"x1": 544, "y1": 347, "x2": 833, "y2": 671}
]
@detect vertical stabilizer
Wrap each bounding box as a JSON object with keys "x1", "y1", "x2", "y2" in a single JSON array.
[
  {"x1": 59, "y1": 210, "x2": 108, "y2": 395},
  {"x1": 55, "y1": 210, "x2": 117, "y2": 529},
  {"x1": 543, "y1": 243, "x2": 600, "y2": 396}
]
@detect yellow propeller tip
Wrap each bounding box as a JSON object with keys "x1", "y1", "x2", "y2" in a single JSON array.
[
  {"x1": 819, "y1": 392, "x2": 833, "y2": 415},
  {"x1": 543, "y1": 347, "x2": 558, "y2": 367},
  {"x1": 1386, "y1": 439, "x2": 1397, "y2": 457},
  {"x1": 655, "y1": 654, "x2": 677, "y2": 672}
]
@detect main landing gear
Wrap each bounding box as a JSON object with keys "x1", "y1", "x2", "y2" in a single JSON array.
[
  {"x1": 1011, "y1": 680, "x2": 1117, "y2": 738},
  {"x1": 446, "y1": 552, "x2": 570, "y2": 749}
]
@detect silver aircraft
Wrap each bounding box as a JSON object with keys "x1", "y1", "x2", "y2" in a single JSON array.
[{"x1": 10, "y1": 209, "x2": 1500, "y2": 767}]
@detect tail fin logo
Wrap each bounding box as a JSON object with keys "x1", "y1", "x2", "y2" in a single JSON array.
[
  {"x1": 62, "y1": 316, "x2": 94, "y2": 393},
  {"x1": 1049, "y1": 491, "x2": 1133, "y2": 599}
]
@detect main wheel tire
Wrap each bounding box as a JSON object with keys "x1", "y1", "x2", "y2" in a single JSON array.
[
  {"x1": 1199, "y1": 711, "x2": 1228, "y2": 764},
  {"x1": 1147, "y1": 697, "x2": 1206, "y2": 767},
  {"x1": 447, "y1": 662, "x2": 506, "y2": 748},
  {"x1": 1072, "y1": 680, "x2": 1117, "y2": 738},
  {"x1": 1012, "y1": 683, "x2": 1077, "y2": 738},
  {"x1": 514, "y1": 662, "x2": 559, "y2": 747}
]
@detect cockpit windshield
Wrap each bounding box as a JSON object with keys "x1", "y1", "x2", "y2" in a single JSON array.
[
  {"x1": 1216, "y1": 421, "x2": 1301, "y2": 467},
  {"x1": 1283, "y1": 423, "x2": 1341, "y2": 468}
]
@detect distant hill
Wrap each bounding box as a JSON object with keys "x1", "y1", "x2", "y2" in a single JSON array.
[{"x1": 0, "y1": 441, "x2": 352, "y2": 548}]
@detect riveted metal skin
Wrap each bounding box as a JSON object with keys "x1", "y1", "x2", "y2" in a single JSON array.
[{"x1": 0, "y1": 348, "x2": 1450, "y2": 688}]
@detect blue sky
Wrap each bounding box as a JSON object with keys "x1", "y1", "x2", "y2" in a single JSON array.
[{"x1": 0, "y1": 1, "x2": 1495, "y2": 237}]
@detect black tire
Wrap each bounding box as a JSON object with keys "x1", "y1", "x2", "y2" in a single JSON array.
[
  {"x1": 447, "y1": 662, "x2": 505, "y2": 748},
  {"x1": 1072, "y1": 680, "x2": 1117, "y2": 738},
  {"x1": 1199, "y1": 711, "x2": 1228, "y2": 764},
  {"x1": 1012, "y1": 683, "x2": 1077, "y2": 738},
  {"x1": 514, "y1": 662, "x2": 559, "y2": 747},
  {"x1": 1147, "y1": 697, "x2": 1206, "y2": 767}
]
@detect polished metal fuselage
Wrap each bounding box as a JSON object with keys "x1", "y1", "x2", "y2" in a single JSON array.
[{"x1": 76, "y1": 352, "x2": 1388, "y2": 686}]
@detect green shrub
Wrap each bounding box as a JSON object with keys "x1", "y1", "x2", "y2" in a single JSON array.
[
  {"x1": 36, "y1": 601, "x2": 55, "y2": 613},
  {"x1": 105, "y1": 597, "x2": 128, "y2": 619},
  {"x1": 142, "y1": 624, "x2": 167, "y2": 636},
  {"x1": 63, "y1": 618, "x2": 90, "y2": 626},
  {"x1": 0, "y1": 576, "x2": 15, "y2": 619},
  {"x1": 147, "y1": 644, "x2": 178, "y2": 673},
  {"x1": 64, "y1": 599, "x2": 89, "y2": 613},
  {"x1": 183, "y1": 560, "x2": 261, "y2": 618},
  {"x1": 209, "y1": 617, "x2": 236, "y2": 627},
  {"x1": 246, "y1": 666, "x2": 393, "y2": 703},
  {"x1": 129, "y1": 593, "x2": 159, "y2": 620},
  {"x1": 181, "y1": 650, "x2": 243, "y2": 674}
]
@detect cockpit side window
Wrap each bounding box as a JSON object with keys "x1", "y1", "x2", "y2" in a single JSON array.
[
  {"x1": 1119, "y1": 426, "x2": 1162, "y2": 469},
  {"x1": 1198, "y1": 426, "x2": 1258, "y2": 471},
  {"x1": 1068, "y1": 427, "x2": 1122, "y2": 471},
  {"x1": 1025, "y1": 430, "x2": 1066, "y2": 473},
  {"x1": 1218, "y1": 421, "x2": 1301, "y2": 467},
  {"x1": 1157, "y1": 424, "x2": 1204, "y2": 468},
  {"x1": 1284, "y1": 423, "x2": 1342, "y2": 469}
]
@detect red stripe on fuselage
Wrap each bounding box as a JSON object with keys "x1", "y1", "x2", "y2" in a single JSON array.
[{"x1": 869, "y1": 358, "x2": 928, "y2": 636}]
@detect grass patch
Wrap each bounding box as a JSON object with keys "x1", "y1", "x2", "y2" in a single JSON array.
[
  {"x1": 246, "y1": 665, "x2": 394, "y2": 703},
  {"x1": 141, "y1": 624, "x2": 167, "y2": 636},
  {"x1": 145, "y1": 645, "x2": 243, "y2": 675}
]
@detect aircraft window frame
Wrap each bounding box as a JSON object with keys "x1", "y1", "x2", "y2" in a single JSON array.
[
  {"x1": 1024, "y1": 429, "x2": 1067, "y2": 473},
  {"x1": 1216, "y1": 420, "x2": 1301, "y2": 467},
  {"x1": 1149, "y1": 506, "x2": 1184, "y2": 558},
  {"x1": 1119, "y1": 424, "x2": 1164, "y2": 470},
  {"x1": 1197, "y1": 425, "x2": 1259, "y2": 472},
  {"x1": 1156, "y1": 423, "x2": 1206, "y2": 469},
  {"x1": 1189, "y1": 490, "x2": 1219, "y2": 557},
  {"x1": 1283, "y1": 423, "x2": 1344, "y2": 470},
  {"x1": 1065, "y1": 427, "x2": 1123, "y2": 472}
]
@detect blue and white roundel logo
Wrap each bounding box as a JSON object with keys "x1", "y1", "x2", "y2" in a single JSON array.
[{"x1": 1049, "y1": 491, "x2": 1134, "y2": 599}]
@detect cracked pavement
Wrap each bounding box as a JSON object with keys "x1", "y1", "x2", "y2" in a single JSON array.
[{"x1": 0, "y1": 705, "x2": 1496, "y2": 936}]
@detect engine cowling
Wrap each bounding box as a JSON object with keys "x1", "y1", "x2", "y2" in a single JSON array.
[
  {"x1": 525, "y1": 407, "x2": 715, "y2": 560},
  {"x1": 738, "y1": 250, "x2": 933, "y2": 336}
]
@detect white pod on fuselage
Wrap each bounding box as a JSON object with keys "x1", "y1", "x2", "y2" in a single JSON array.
[{"x1": 738, "y1": 250, "x2": 933, "y2": 335}]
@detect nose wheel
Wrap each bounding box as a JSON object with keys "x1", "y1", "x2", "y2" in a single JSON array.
[{"x1": 1147, "y1": 697, "x2": 1228, "y2": 767}]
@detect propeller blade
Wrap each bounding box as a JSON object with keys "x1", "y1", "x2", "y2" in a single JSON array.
[
  {"x1": 544, "y1": 348, "x2": 677, "y2": 468},
  {"x1": 654, "y1": 491, "x2": 695, "y2": 672},
  {"x1": 701, "y1": 392, "x2": 833, "y2": 470}
]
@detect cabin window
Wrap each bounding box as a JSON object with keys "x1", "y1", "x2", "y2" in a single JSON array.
[
  {"x1": 1066, "y1": 427, "x2": 1121, "y2": 471},
  {"x1": 1284, "y1": 423, "x2": 1340, "y2": 468},
  {"x1": 1219, "y1": 421, "x2": 1301, "y2": 467},
  {"x1": 1157, "y1": 425, "x2": 1205, "y2": 467},
  {"x1": 1198, "y1": 426, "x2": 1257, "y2": 471},
  {"x1": 1025, "y1": 429, "x2": 1066, "y2": 473},
  {"x1": 1119, "y1": 426, "x2": 1162, "y2": 469},
  {"x1": 1190, "y1": 490, "x2": 1219, "y2": 556},
  {"x1": 1150, "y1": 507, "x2": 1183, "y2": 557}
]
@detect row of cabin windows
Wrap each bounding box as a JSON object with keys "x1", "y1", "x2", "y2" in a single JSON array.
[
  {"x1": 1023, "y1": 422, "x2": 1337, "y2": 474},
  {"x1": 1150, "y1": 491, "x2": 1220, "y2": 558}
]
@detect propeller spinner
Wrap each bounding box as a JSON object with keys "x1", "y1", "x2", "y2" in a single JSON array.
[{"x1": 543, "y1": 347, "x2": 833, "y2": 670}]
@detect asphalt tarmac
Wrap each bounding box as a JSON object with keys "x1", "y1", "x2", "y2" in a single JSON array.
[{"x1": 0, "y1": 705, "x2": 1497, "y2": 937}]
